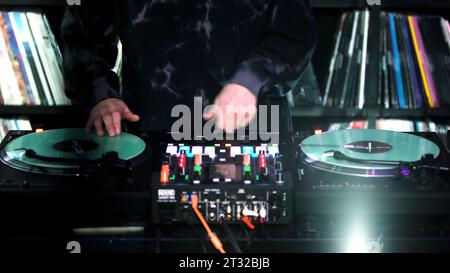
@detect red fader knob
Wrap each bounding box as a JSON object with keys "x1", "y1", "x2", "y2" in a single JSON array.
[
  {"x1": 178, "y1": 151, "x2": 187, "y2": 168},
  {"x1": 258, "y1": 151, "x2": 267, "y2": 169}
]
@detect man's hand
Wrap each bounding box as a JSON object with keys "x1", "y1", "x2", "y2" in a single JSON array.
[
  {"x1": 86, "y1": 98, "x2": 140, "y2": 137},
  {"x1": 203, "y1": 84, "x2": 257, "y2": 133}
]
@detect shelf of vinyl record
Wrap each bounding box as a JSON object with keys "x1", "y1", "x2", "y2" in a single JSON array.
[
  {"x1": 0, "y1": 0, "x2": 63, "y2": 5},
  {"x1": 291, "y1": 106, "x2": 450, "y2": 118},
  {"x1": 1, "y1": 0, "x2": 450, "y2": 8},
  {"x1": 0, "y1": 117, "x2": 31, "y2": 141},
  {"x1": 300, "y1": 9, "x2": 450, "y2": 118},
  {"x1": 311, "y1": 0, "x2": 450, "y2": 8},
  {"x1": 0, "y1": 10, "x2": 70, "y2": 107}
]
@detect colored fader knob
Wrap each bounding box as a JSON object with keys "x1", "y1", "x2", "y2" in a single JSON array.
[
  {"x1": 258, "y1": 151, "x2": 267, "y2": 169},
  {"x1": 193, "y1": 154, "x2": 202, "y2": 176},
  {"x1": 243, "y1": 166, "x2": 252, "y2": 176},
  {"x1": 242, "y1": 154, "x2": 252, "y2": 184},
  {"x1": 178, "y1": 151, "x2": 187, "y2": 168},
  {"x1": 258, "y1": 151, "x2": 269, "y2": 178},
  {"x1": 160, "y1": 164, "x2": 170, "y2": 183},
  {"x1": 243, "y1": 154, "x2": 251, "y2": 167},
  {"x1": 194, "y1": 154, "x2": 202, "y2": 166}
]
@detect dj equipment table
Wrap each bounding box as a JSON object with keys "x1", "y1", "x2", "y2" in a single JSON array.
[{"x1": 0, "y1": 129, "x2": 449, "y2": 253}]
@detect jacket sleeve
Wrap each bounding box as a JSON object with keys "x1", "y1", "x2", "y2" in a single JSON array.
[
  {"x1": 60, "y1": 3, "x2": 121, "y2": 110},
  {"x1": 228, "y1": 0, "x2": 318, "y2": 96}
]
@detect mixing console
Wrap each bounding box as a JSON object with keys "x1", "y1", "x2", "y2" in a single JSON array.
[{"x1": 151, "y1": 142, "x2": 294, "y2": 225}]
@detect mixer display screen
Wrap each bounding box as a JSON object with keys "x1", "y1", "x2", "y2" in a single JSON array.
[{"x1": 210, "y1": 164, "x2": 241, "y2": 181}]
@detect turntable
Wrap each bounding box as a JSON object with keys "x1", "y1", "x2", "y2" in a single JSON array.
[
  {"x1": 0, "y1": 128, "x2": 154, "y2": 235},
  {"x1": 297, "y1": 129, "x2": 449, "y2": 191},
  {"x1": 295, "y1": 129, "x2": 450, "y2": 219},
  {"x1": 0, "y1": 128, "x2": 147, "y2": 176}
]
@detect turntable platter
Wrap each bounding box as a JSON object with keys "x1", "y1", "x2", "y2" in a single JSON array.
[
  {"x1": 300, "y1": 129, "x2": 441, "y2": 176},
  {"x1": 0, "y1": 128, "x2": 146, "y2": 174}
]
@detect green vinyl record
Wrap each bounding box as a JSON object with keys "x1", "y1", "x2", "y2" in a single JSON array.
[
  {"x1": 2, "y1": 128, "x2": 146, "y2": 174},
  {"x1": 300, "y1": 129, "x2": 440, "y2": 176}
]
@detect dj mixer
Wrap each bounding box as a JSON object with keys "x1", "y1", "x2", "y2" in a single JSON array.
[{"x1": 151, "y1": 141, "x2": 294, "y2": 225}]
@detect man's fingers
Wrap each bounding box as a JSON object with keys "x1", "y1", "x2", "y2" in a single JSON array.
[
  {"x1": 102, "y1": 114, "x2": 116, "y2": 137},
  {"x1": 85, "y1": 116, "x2": 94, "y2": 133},
  {"x1": 123, "y1": 108, "x2": 140, "y2": 122},
  {"x1": 221, "y1": 105, "x2": 256, "y2": 133},
  {"x1": 243, "y1": 114, "x2": 252, "y2": 128},
  {"x1": 203, "y1": 105, "x2": 219, "y2": 121},
  {"x1": 202, "y1": 112, "x2": 215, "y2": 120},
  {"x1": 112, "y1": 112, "x2": 122, "y2": 135},
  {"x1": 86, "y1": 99, "x2": 139, "y2": 137},
  {"x1": 124, "y1": 113, "x2": 140, "y2": 122},
  {"x1": 240, "y1": 108, "x2": 257, "y2": 129},
  {"x1": 236, "y1": 111, "x2": 249, "y2": 129},
  {"x1": 224, "y1": 106, "x2": 236, "y2": 134},
  {"x1": 94, "y1": 118, "x2": 105, "y2": 137},
  {"x1": 214, "y1": 107, "x2": 225, "y2": 132}
]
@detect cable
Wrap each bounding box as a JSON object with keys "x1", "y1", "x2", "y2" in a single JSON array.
[
  {"x1": 191, "y1": 194, "x2": 226, "y2": 253},
  {"x1": 242, "y1": 216, "x2": 255, "y2": 230},
  {"x1": 173, "y1": 219, "x2": 208, "y2": 253},
  {"x1": 220, "y1": 220, "x2": 242, "y2": 253},
  {"x1": 185, "y1": 221, "x2": 208, "y2": 253},
  {"x1": 238, "y1": 222, "x2": 253, "y2": 251}
]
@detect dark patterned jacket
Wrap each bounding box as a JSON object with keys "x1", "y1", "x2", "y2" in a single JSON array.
[{"x1": 61, "y1": 0, "x2": 317, "y2": 130}]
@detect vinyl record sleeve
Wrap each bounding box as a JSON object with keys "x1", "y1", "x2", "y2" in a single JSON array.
[
  {"x1": 347, "y1": 11, "x2": 365, "y2": 108},
  {"x1": 8, "y1": 12, "x2": 40, "y2": 105},
  {"x1": 424, "y1": 17, "x2": 450, "y2": 107},
  {"x1": 380, "y1": 12, "x2": 390, "y2": 109},
  {"x1": 338, "y1": 11, "x2": 360, "y2": 108},
  {"x1": 329, "y1": 12, "x2": 355, "y2": 107},
  {"x1": 395, "y1": 14, "x2": 413, "y2": 109},
  {"x1": 323, "y1": 13, "x2": 347, "y2": 107},
  {"x1": 401, "y1": 15, "x2": 423, "y2": 108},
  {"x1": 389, "y1": 13, "x2": 407, "y2": 109},
  {"x1": 386, "y1": 14, "x2": 399, "y2": 109}
]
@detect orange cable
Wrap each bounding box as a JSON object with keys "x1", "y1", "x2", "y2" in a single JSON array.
[
  {"x1": 191, "y1": 194, "x2": 226, "y2": 253},
  {"x1": 242, "y1": 216, "x2": 255, "y2": 230}
]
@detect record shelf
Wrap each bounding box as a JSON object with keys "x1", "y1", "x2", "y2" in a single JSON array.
[
  {"x1": 0, "y1": 106, "x2": 82, "y2": 116},
  {"x1": 299, "y1": 0, "x2": 450, "y2": 128},
  {"x1": 2, "y1": 0, "x2": 450, "y2": 8},
  {"x1": 291, "y1": 107, "x2": 450, "y2": 119},
  {"x1": 0, "y1": 0, "x2": 449, "y2": 131}
]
